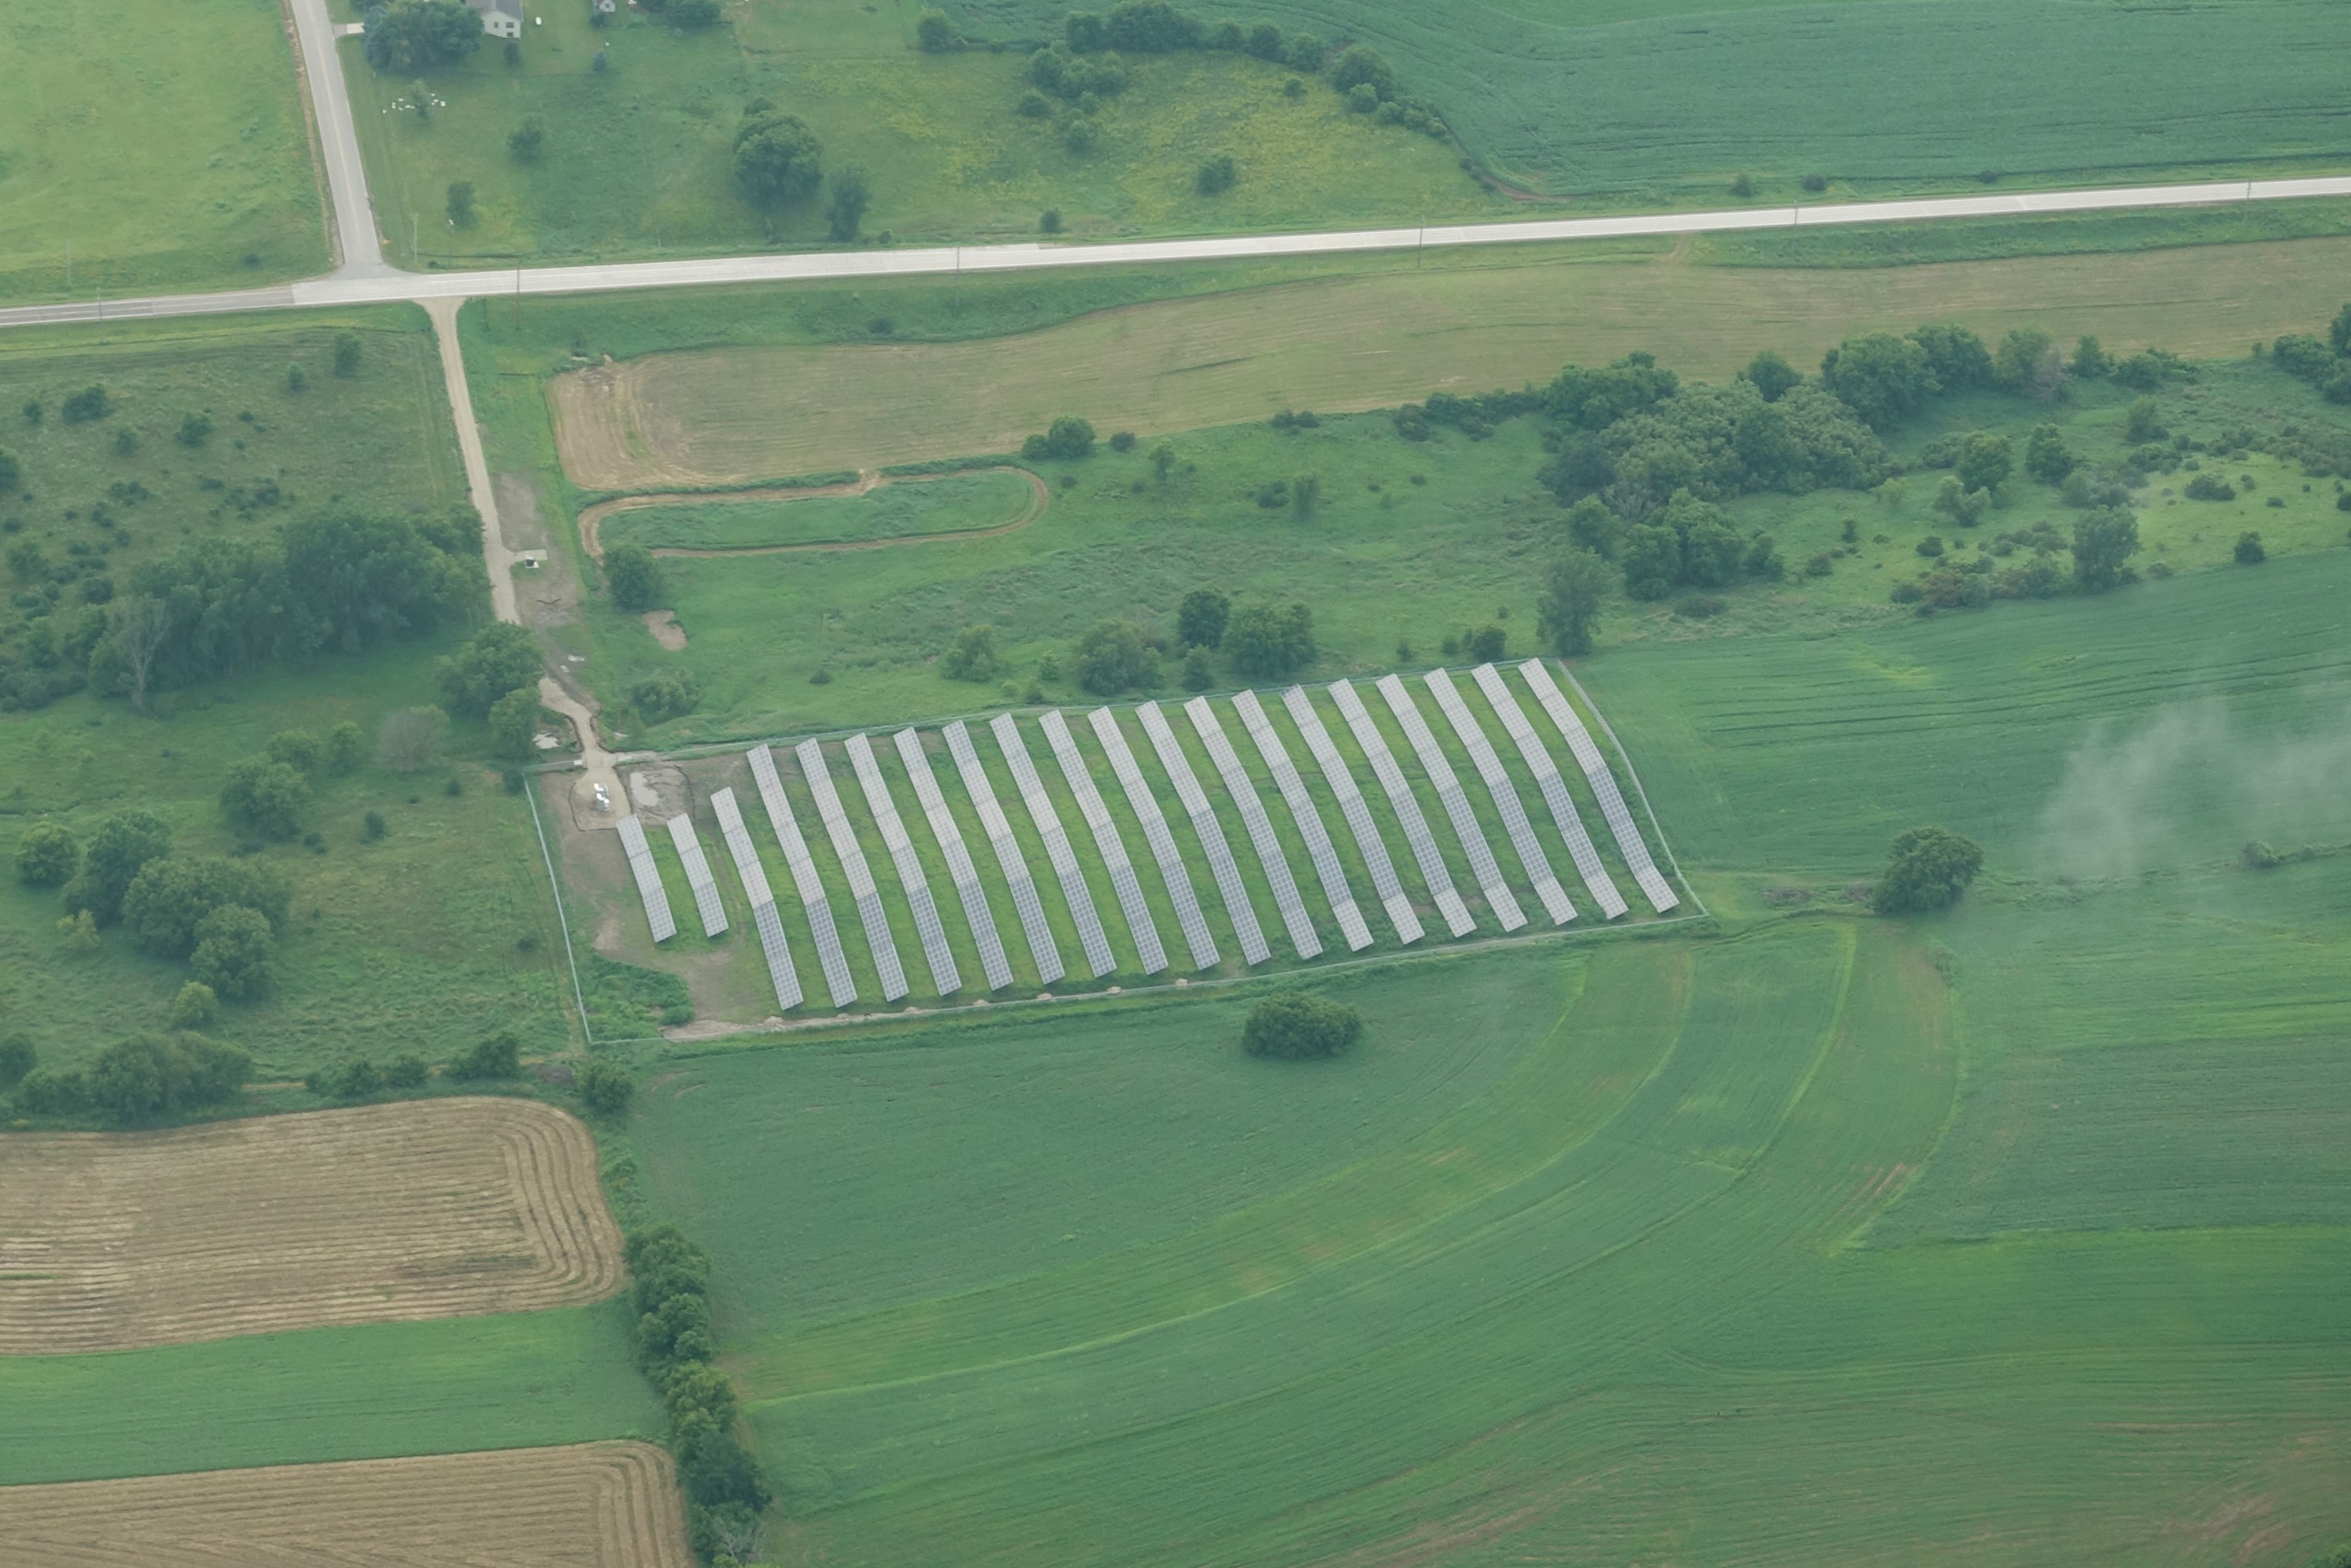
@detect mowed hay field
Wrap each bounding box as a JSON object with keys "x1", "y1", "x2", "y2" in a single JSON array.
[
  {"x1": 620, "y1": 560, "x2": 2351, "y2": 1564},
  {"x1": 549, "y1": 237, "x2": 2351, "y2": 487},
  {"x1": 0, "y1": 1099, "x2": 623, "y2": 1352},
  {"x1": 0, "y1": 1441, "x2": 691, "y2": 1568}
]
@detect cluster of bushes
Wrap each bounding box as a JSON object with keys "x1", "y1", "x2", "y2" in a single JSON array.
[
  {"x1": 1, "y1": 504, "x2": 481, "y2": 714},
  {"x1": 218, "y1": 723, "x2": 367, "y2": 844},
  {"x1": 626, "y1": 1226, "x2": 771, "y2": 1562},
  {"x1": 1891, "y1": 506, "x2": 2140, "y2": 612},
  {"x1": 436, "y1": 621, "x2": 555, "y2": 756},
  {"x1": 304, "y1": 1028, "x2": 521, "y2": 1102},
  {"x1": 959, "y1": 583, "x2": 1314, "y2": 700},
  {"x1": 2266, "y1": 305, "x2": 2351, "y2": 403},
  {"x1": 4, "y1": 1031, "x2": 251, "y2": 1124},
  {"x1": 1557, "y1": 490, "x2": 1782, "y2": 603},
  {"x1": 629, "y1": 667, "x2": 702, "y2": 726},
  {"x1": 1242, "y1": 989, "x2": 1363, "y2": 1060},
  {"x1": 1872, "y1": 826, "x2": 1984, "y2": 914},
  {"x1": 1020, "y1": 415, "x2": 1098, "y2": 462},
  {"x1": 361, "y1": 0, "x2": 480, "y2": 73}
]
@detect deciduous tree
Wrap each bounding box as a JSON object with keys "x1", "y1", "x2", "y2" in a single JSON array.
[{"x1": 1873, "y1": 826, "x2": 1984, "y2": 914}]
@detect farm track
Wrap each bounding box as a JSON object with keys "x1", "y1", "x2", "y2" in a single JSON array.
[
  {"x1": 576, "y1": 468, "x2": 1048, "y2": 562},
  {"x1": 0, "y1": 1098, "x2": 624, "y2": 1353},
  {"x1": 0, "y1": 1441, "x2": 690, "y2": 1568}
]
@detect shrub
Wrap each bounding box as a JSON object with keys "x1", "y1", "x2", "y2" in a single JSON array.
[
  {"x1": 2234, "y1": 530, "x2": 2266, "y2": 564},
  {"x1": 1195, "y1": 154, "x2": 1236, "y2": 194},
  {"x1": 386, "y1": 1054, "x2": 431, "y2": 1088},
  {"x1": 488, "y1": 686, "x2": 543, "y2": 760},
  {"x1": 326, "y1": 720, "x2": 367, "y2": 776},
  {"x1": 1730, "y1": 173, "x2": 1756, "y2": 198},
  {"x1": 15, "y1": 1069, "x2": 88, "y2": 1115},
  {"x1": 1242, "y1": 989, "x2": 1363, "y2": 1060},
  {"x1": 580, "y1": 1058, "x2": 636, "y2": 1114},
  {"x1": 735, "y1": 112, "x2": 824, "y2": 210},
  {"x1": 942, "y1": 624, "x2": 1005, "y2": 681},
  {"x1": 61, "y1": 386, "x2": 113, "y2": 423},
  {"x1": 219, "y1": 756, "x2": 311, "y2": 841},
  {"x1": 15, "y1": 820, "x2": 79, "y2": 888},
  {"x1": 1108, "y1": 430, "x2": 1136, "y2": 452},
  {"x1": 0, "y1": 1034, "x2": 35, "y2": 1088},
  {"x1": 669, "y1": 0, "x2": 720, "y2": 24},
  {"x1": 190, "y1": 904, "x2": 277, "y2": 1000},
  {"x1": 2124, "y1": 397, "x2": 2166, "y2": 444},
  {"x1": 177, "y1": 412, "x2": 213, "y2": 448},
  {"x1": 450, "y1": 1029, "x2": 522, "y2": 1081},
  {"x1": 332, "y1": 1058, "x2": 384, "y2": 1100},
  {"x1": 169, "y1": 981, "x2": 220, "y2": 1030},
  {"x1": 60, "y1": 808, "x2": 171, "y2": 925},
  {"x1": 1224, "y1": 601, "x2": 1315, "y2": 678},
  {"x1": 1873, "y1": 825, "x2": 1984, "y2": 914},
  {"x1": 363, "y1": 809, "x2": 388, "y2": 841},
  {"x1": 1180, "y1": 647, "x2": 1214, "y2": 690},
  {"x1": 334, "y1": 333, "x2": 361, "y2": 377},
  {"x1": 1346, "y1": 82, "x2": 1379, "y2": 114},
  {"x1": 2241, "y1": 839, "x2": 2283, "y2": 870},
  {"x1": 824, "y1": 165, "x2": 871, "y2": 243},
  {"x1": 1177, "y1": 586, "x2": 1230, "y2": 649},
  {"x1": 629, "y1": 667, "x2": 702, "y2": 724},
  {"x1": 1072, "y1": 619, "x2": 1154, "y2": 694},
  {"x1": 605, "y1": 542, "x2": 665, "y2": 612},
  {"x1": 266, "y1": 729, "x2": 327, "y2": 778},
  {"x1": 508, "y1": 116, "x2": 545, "y2": 160},
  {"x1": 1039, "y1": 208, "x2": 1062, "y2": 234},
  {"x1": 123, "y1": 857, "x2": 289, "y2": 958},
  {"x1": 1468, "y1": 625, "x2": 1507, "y2": 661},
  {"x1": 1039, "y1": 415, "x2": 1095, "y2": 460},
  {"x1": 2184, "y1": 473, "x2": 2236, "y2": 502},
  {"x1": 86, "y1": 1032, "x2": 251, "y2": 1122},
  {"x1": 446, "y1": 180, "x2": 476, "y2": 228},
  {"x1": 59, "y1": 909, "x2": 101, "y2": 953},
  {"x1": 1800, "y1": 173, "x2": 1829, "y2": 192},
  {"x1": 916, "y1": 7, "x2": 954, "y2": 49}
]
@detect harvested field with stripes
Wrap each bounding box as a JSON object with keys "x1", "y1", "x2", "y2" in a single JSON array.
[
  {"x1": 0, "y1": 1100, "x2": 624, "y2": 1353},
  {"x1": 0, "y1": 1441, "x2": 690, "y2": 1568},
  {"x1": 578, "y1": 661, "x2": 1689, "y2": 1026}
]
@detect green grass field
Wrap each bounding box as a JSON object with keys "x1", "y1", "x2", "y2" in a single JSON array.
[
  {"x1": 0, "y1": 1299, "x2": 657, "y2": 1486},
  {"x1": 339, "y1": 0, "x2": 1485, "y2": 270},
  {"x1": 0, "y1": 0, "x2": 326, "y2": 303},
  {"x1": 599, "y1": 470, "x2": 1037, "y2": 552},
  {"x1": 0, "y1": 311, "x2": 581, "y2": 1088},
  {"x1": 956, "y1": 0, "x2": 2351, "y2": 205},
  {"x1": 612, "y1": 545, "x2": 2351, "y2": 1563}
]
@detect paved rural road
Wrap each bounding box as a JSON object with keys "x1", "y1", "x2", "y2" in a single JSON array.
[
  {"x1": 287, "y1": 0, "x2": 390, "y2": 277},
  {"x1": 6, "y1": 176, "x2": 2351, "y2": 331}
]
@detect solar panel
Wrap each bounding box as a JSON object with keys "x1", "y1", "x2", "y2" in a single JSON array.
[
  {"x1": 1517, "y1": 659, "x2": 1680, "y2": 913},
  {"x1": 664, "y1": 810, "x2": 732, "y2": 937},
  {"x1": 847, "y1": 734, "x2": 961, "y2": 997},
  {"x1": 1041, "y1": 709, "x2": 1168, "y2": 975},
  {"x1": 746, "y1": 744, "x2": 857, "y2": 1007},
  {"x1": 1184, "y1": 697, "x2": 1322, "y2": 960},
  {"x1": 1424, "y1": 668, "x2": 1575, "y2": 926},
  {"x1": 796, "y1": 739, "x2": 911, "y2": 1002},
  {"x1": 894, "y1": 727, "x2": 1014, "y2": 992},
  {"x1": 711, "y1": 786, "x2": 803, "y2": 1012},
  {"x1": 1137, "y1": 703, "x2": 1270, "y2": 966},
  {"x1": 1470, "y1": 663, "x2": 1628, "y2": 919},
  {"x1": 989, "y1": 713, "x2": 1118, "y2": 978},
  {"x1": 1089, "y1": 707, "x2": 1218, "y2": 971},
  {"x1": 944, "y1": 720, "x2": 1065, "y2": 986},
  {"x1": 1328, "y1": 680, "x2": 1475, "y2": 937},
  {"x1": 1374, "y1": 673, "x2": 1527, "y2": 933},
  {"x1": 614, "y1": 813, "x2": 678, "y2": 944},
  {"x1": 1281, "y1": 686, "x2": 1423, "y2": 944},
  {"x1": 1231, "y1": 690, "x2": 1374, "y2": 951}
]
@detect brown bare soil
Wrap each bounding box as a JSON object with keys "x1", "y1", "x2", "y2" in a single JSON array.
[
  {"x1": 0, "y1": 1098, "x2": 624, "y2": 1353},
  {"x1": 0, "y1": 1441, "x2": 690, "y2": 1568}
]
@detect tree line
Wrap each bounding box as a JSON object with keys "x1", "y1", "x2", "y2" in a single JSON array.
[{"x1": 626, "y1": 1225, "x2": 772, "y2": 1564}]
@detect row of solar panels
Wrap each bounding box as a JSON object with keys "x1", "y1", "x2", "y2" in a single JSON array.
[{"x1": 612, "y1": 660, "x2": 1677, "y2": 1013}]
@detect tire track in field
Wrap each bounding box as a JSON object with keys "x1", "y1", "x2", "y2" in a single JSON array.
[{"x1": 575, "y1": 467, "x2": 1048, "y2": 562}]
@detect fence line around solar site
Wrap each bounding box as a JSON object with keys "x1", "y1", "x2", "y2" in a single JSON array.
[
  {"x1": 1471, "y1": 664, "x2": 1628, "y2": 920},
  {"x1": 748, "y1": 743, "x2": 859, "y2": 1008},
  {"x1": 1329, "y1": 680, "x2": 1476, "y2": 938},
  {"x1": 1232, "y1": 690, "x2": 1374, "y2": 952},
  {"x1": 1374, "y1": 674, "x2": 1527, "y2": 933},
  {"x1": 1138, "y1": 702, "x2": 1272, "y2": 967},
  {"x1": 1517, "y1": 661, "x2": 1680, "y2": 914},
  {"x1": 1091, "y1": 708, "x2": 1220, "y2": 972},
  {"x1": 797, "y1": 739, "x2": 914, "y2": 1001},
  {"x1": 1425, "y1": 668, "x2": 1576, "y2": 926},
  {"x1": 1282, "y1": 686, "x2": 1423, "y2": 946},
  {"x1": 946, "y1": 720, "x2": 1067, "y2": 985},
  {"x1": 991, "y1": 713, "x2": 1119, "y2": 978}
]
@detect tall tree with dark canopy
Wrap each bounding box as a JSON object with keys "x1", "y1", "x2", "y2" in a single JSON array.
[
  {"x1": 1536, "y1": 547, "x2": 1614, "y2": 656},
  {"x1": 1177, "y1": 588, "x2": 1230, "y2": 649},
  {"x1": 2070, "y1": 506, "x2": 2141, "y2": 591},
  {"x1": 1243, "y1": 989, "x2": 1364, "y2": 1060},
  {"x1": 437, "y1": 622, "x2": 544, "y2": 718},
  {"x1": 605, "y1": 543, "x2": 665, "y2": 612},
  {"x1": 362, "y1": 0, "x2": 482, "y2": 72},
  {"x1": 735, "y1": 112, "x2": 824, "y2": 211},
  {"x1": 63, "y1": 810, "x2": 173, "y2": 926},
  {"x1": 1873, "y1": 826, "x2": 1984, "y2": 914}
]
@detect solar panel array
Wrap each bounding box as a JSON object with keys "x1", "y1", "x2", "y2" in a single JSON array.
[
  {"x1": 847, "y1": 734, "x2": 961, "y2": 997},
  {"x1": 1424, "y1": 668, "x2": 1576, "y2": 927},
  {"x1": 746, "y1": 744, "x2": 857, "y2": 1008},
  {"x1": 614, "y1": 814, "x2": 678, "y2": 943},
  {"x1": 1281, "y1": 686, "x2": 1423, "y2": 945},
  {"x1": 796, "y1": 739, "x2": 911, "y2": 1003},
  {"x1": 1517, "y1": 660, "x2": 1680, "y2": 913},
  {"x1": 1232, "y1": 690, "x2": 1374, "y2": 952},
  {"x1": 945, "y1": 721, "x2": 1065, "y2": 985},
  {"x1": 1137, "y1": 703, "x2": 1270, "y2": 966},
  {"x1": 1328, "y1": 680, "x2": 1475, "y2": 937},
  {"x1": 1041, "y1": 709, "x2": 1169, "y2": 975},
  {"x1": 664, "y1": 811, "x2": 732, "y2": 937},
  {"x1": 1374, "y1": 674, "x2": 1527, "y2": 932},
  {"x1": 1470, "y1": 663, "x2": 1628, "y2": 920},
  {"x1": 990, "y1": 713, "x2": 1118, "y2": 978},
  {"x1": 894, "y1": 727, "x2": 1014, "y2": 993},
  {"x1": 1090, "y1": 709, "x2": 1219, "y2": 971},
  {"x1": 710, "y1": 786, "x2": 803, "y2": 1013},
  {"x1": 1184, "y1": 697, "x2": 1322, "y2": 960}
]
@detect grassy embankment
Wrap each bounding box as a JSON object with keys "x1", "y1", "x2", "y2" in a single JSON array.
[
  {"x1": 615, "y1": 548, "x2": 2351, "y2": 1564},
  {"x1": 0, "y1": 0, "x2": 326, "y2": 303},
  {"x1": 0, "y1": 311, "x2": 580, "y2": 1084}
]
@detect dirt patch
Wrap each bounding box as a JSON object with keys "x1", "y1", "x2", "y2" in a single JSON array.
[
  {"x1": 642, "y1": 610, "x2": 687, "y2": 650},
  {"x1": 575, "y1": 467, "x2": 1045, "y2": 564},
  {"x1": 498, "y1": 472, "x2": 581, "y2": 628},
  {"x1": 0, "y1": 1442, "x2": 690, "y2": 1568},
  {"x1": 0, "y1": 1098, "x2": 624, "y2": 1353}
]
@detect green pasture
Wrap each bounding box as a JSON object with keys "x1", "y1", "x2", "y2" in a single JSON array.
[
  {"x1": 0, "y1": 310, "x2": 459, "y2": 659},
  {"x1": 612, "y1": 552, "x2": 2351, "y2": 1562},
  {"x1": 0, "y1": 1300, "x2": 657, "y2": 1486},
  {"x1": 338, "y1": 0, "x2": 1482, "y2": 270},
  {"x1": 600, "y1": 470, "x2": 1036, "y2": 552},
  {"x1": 0, "y1": 0, "x2": 326, "y2": 303},
  {"x1": 955, "y1": 0, "x2": 2351, "y2": 204}
]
